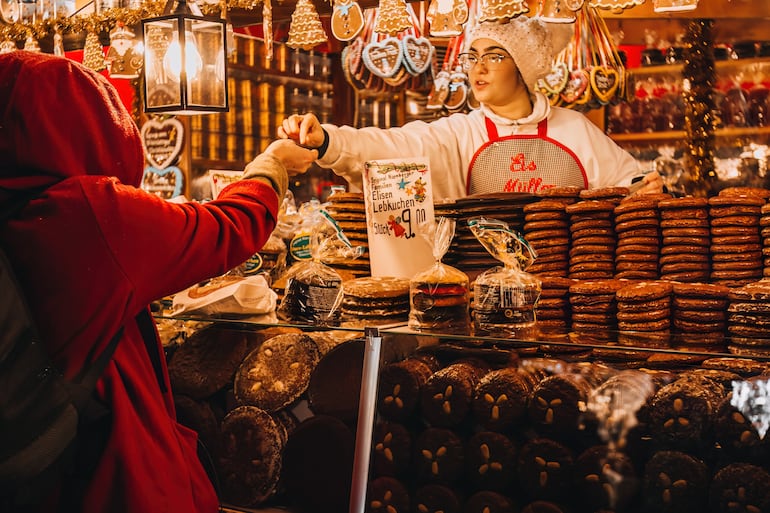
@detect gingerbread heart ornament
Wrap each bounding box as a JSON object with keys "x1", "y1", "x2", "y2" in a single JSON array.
[
  {"x1": 590, "y1": 66, "x2": 620, "y2": 104},
  {"x1": 140, "y1": 117, "x2": 183, "y2": 170},
  {"x1": 142, "y1": 165, "x2": 184, "y2": 199},
  {"x1": 362, "y1": 37, "x2": 403, "y2": 79},
  {"x1": 401, "y1": 35, "x2": 433, "y2": 76},
  {"x1": 542, "y1": 62, "x2": 569, "y2": 95},
  {"x1": 561, "y1": 69, "x2": 590, "y2": 104},
  {"x1": 331, "y1": 0, "x2": 364, "y2": 42}
]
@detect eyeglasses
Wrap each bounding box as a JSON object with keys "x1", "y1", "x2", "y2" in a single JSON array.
[{"x1": 457, "y1": 52, "x2": 508, "y2": 72}]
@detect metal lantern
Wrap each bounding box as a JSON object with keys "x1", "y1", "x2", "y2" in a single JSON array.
[{"x1": 141, "y1": 0, "x2": 228, "y2": 114}]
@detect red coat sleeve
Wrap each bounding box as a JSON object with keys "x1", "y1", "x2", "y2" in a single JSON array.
[{"x1": 83, "y1": 176, "x2": 279, "y2": 311}]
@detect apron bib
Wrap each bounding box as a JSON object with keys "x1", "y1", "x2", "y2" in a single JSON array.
[{"x1": 466, "y1": 117, "x2": 588, "y2": 195}]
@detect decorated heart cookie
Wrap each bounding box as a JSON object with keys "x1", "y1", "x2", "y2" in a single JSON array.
[
  {"x1": 141, "y1": 165, "x2": 184, "y2": 199},
  {"x1": 590, "y1": 65, "x2": 620, "y2": 104},
  {"x1": 401, "y1": 35, "x2": 433, "y2": 76},
  {"x1": 140, "y1": 117, "x2": 184, "y2": 170},
  {"x1": 560, "y1": 68, "x2": 590, "y2": 104},
  {"x1": 331, "y1": 0, "x2": 365, "y2": 42},
  {"x1": 362, "y1": 37, "x2": 403, "y2": 79},
  {"x1": 541, "y1": 62, "x2": 569, "y2": 95}
]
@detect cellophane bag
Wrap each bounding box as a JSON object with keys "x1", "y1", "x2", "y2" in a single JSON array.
[
  {"x1": 408, "y1": 217, "x2": 471, "y2": 335},
  {"x1": 468, "y1": 217, "x2": 542, "y2": 339},
  {"x1": 278, "y1": 208, "x2": 364, "y2": 326}
]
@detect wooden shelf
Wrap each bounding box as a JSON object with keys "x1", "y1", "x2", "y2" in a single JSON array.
[{"x1": 610, "y1": 130, "x2": 686, "y2": 143}]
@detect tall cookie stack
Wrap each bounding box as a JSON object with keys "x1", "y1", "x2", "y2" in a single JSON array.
[
  {"x1": 323, "y1": 191, "x2": 370, "y2": 278},
  {"x1": 613, "y1": 196, "x2": 663, "y2": 280},
  {"x1": 522, "y1": 199, "x2": 571, "y2": 277},
  {"x1": 726, "y1": 280, "x2": 770, "y2": 357},
  {"x1": 439, "y1": 192, "x2": 535, "y2": 279},
  {"x1": 671, "y1": 282, "x2": 729, "y2": 347},
  {"x1": 535, "y1": 276, "x2": 576, "y2": 335},
  {"x1": 568, "y1": 279, "x2": 625, "y2": 343},
  {"x1": 339, "y1": 276, "x2": 410, "y2": 327},
  {"x1": 614, "y1": 281, "x2": 673, "y2": 347},
  {"x1": 658, "y1": 196, "x2": 711, "y2": 283},
  {"x1": 565, "y1": 200, "x2": 618, "y2": 280},
  {"x1": 708, "y1": 193, "x2": 765, "y2": 288}
]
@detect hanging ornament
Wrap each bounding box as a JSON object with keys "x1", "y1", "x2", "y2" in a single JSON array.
[
  {"x1": 53, "y1": 26, "x2": 64, "y2": 56},
  {"x1": 478, "y1": 0, "x2": 529, "y2": 23},
  {"x1": 539, "y1": 0, "x2": 577, "y2": 23},
  {"x1": 23, "y1": 33, "x2": 41, "y2": 53},
  {"x1": 588, "y1": 0, "x2": 643, "y2": 10},
  {"x1": 331, "y1": 0, "x2": 365, "y2": 42},
  {"x1": 82, "y1": 31, "x2": 106, "y2": 71},
  {"x1": 373, "y1": 0, "x2": 412, "y2": 36},
  {"x1": 653, "y1": 0, "x2": 698, "y2": 12},
  {"x1": 106, "y1": 23, "x2": 141, "y2": 78},
  {"x1": 263, "y1": 0, "x2": 273, "y2": 59},
  {"x1": 286, "y1": 0, "x2": 328, "y2": 51},
  {"x1": 426, "y1": 0, "x2": 465, "y2": 38},
  {"x1": 0, "y1": 40, "x2": 16, "y2": 54}
]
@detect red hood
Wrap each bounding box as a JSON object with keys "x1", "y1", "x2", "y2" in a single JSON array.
[{"x1": 0, "y1": 52, "x2": 144, "y2": 190}]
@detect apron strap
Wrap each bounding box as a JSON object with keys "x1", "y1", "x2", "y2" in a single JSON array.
[{"x1": 484, "y1": 116, "x2": 548, "y2": 141}]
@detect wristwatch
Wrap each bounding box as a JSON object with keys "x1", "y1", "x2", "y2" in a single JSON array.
[{"x1": 0, "y1": 0, "x2": 20, "y2": 23}]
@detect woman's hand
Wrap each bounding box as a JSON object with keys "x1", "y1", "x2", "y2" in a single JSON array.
[
  {"x1": 629, "y1": 171, "x2": 664, "y2": 197},
  {"x1": 263, "y1": 139, "x2": 318, "y2": 176},
  {"x1": 278, "y1": 113, "x2": 325, "y2": 149}
]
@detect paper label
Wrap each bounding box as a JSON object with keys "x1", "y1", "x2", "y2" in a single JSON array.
[{"x1": 363, "y1": 158, "x2": 435, "y2": 278}]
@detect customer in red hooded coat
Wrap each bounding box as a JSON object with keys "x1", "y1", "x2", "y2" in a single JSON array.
[{"x1": 0, "y1": 52, "x2": 317, "y2": 513}]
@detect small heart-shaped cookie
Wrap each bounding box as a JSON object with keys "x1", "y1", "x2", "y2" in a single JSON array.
[
  {"x1": 140, "y1": 117, "x2": 183, "y2": 170},
  {"x1": 401, "y1": 35, "x2": 433, "y2": 76},
  {"x1": 561, "y1": 69, "x2": 590, "y2": 105},
  {"x1": 542, "y1": 62, "x2": 569, "y2": 94},
  {"x1": 362, "y1": 37, "x2": 403, "y2": 79},
  {"x1": 590, "y1": 65, "x2": 620, "y2": 104}
]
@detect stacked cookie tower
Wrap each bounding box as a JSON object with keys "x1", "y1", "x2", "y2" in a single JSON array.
[
  {"x1": 437, "y1": 192, "x2": 535, "y2": 278},
  {"x1": 726, "y1": 280, "x2": 770, "y2": 357},
  {"x1": 614, "y1": 281, "x2": 673, "y2": 346},
  {"x1": 565, "y1": 199, "x2": 618, "y2": 280},
  {"x1": 534, "y1": 276, "x2": 576, "y2": 335},
  {"x1": 658, "y1": 196, "x2": 711, "y2": 283},
  {"x1": 763, "y1": 202, "x2": 770, "y2": 278},
  {"x1": 708, "y1": 193, "x2": 765, "y2": 288},
  {"x1": 339, "y1": 276, "x2": 411, "y2": 327},
  {"x1": 522, "y1": 199, "x2": 572, "y2": 276},
  {"x1": 567, "y1": 279, "x2": 625, "y2": 343},
  {"x1": 322, "y1": 191, "x2": 370, "y2": 278},
  {"x1": 613, "y1": 195, "x2": 665, "y2": 280},
  {"x1": 671, "y1": 282, "x2": 730, "y2": 346}
]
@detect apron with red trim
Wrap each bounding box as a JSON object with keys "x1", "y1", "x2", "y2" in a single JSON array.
[{"x1": 466, "y1": 116, "x2": 588, "y2": 195}]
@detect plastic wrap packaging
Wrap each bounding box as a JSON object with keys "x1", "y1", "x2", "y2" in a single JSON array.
[
  {"x1": 233, "y1": 233, "x2": 287, "y2": 286},
  {"x1": 277, "y1": 208, "x2": 365, "y2": 326},
  {"x1": 408, "y1": 217, "x2": 471, "y2": 335},
  {"x1": 468, "y1": 217, "x2": 542, "y2": 340},
  {"x1": 171, "y1": 274, "x2": 278, "y2": 320}
]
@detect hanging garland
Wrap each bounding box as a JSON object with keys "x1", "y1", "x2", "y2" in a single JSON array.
[
  {"x1": 681, "y1": 18, "x2": 717, "y2": 197},
  {"x1": 0, "y1": 0, "x2": 261, "y2": 43}
]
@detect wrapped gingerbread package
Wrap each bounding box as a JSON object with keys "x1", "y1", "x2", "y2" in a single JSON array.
[
  {"x1": 408, "y1": 217, "x2": 471, "y2": 335},
  {"x1": 278, "y1": 209, "x2": 365, "y2": 326},
  {"x1": 468, "y1": 217, "x2": 541, "y2": 340}
]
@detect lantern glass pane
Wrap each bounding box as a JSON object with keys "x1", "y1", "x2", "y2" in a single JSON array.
[
  {"x1": 143, "y1": 18, "x2": 182, "y2": 109},
  {"x1": 186, "y1": 19, "x2": 226, "y2": 109}
]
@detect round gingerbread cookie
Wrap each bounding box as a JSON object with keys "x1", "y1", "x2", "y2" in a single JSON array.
[
  {"x1": 643, "y1": 450, "x2": 708, "y2": 513},
  {"x1": 708, "y1": 463, "x2": 770, "y2": 513},
  {"x1": 523, "y1": 199, "x2": 571, "y2": 212},
  {"x1": 709, "y1": 194, "x2": 766, "y2": 207},
  {"x1": 658, "y1": 196, "x2": 709, "y2": 210},
  {"x1": 343, "y1": 275, "x2": 409, "y2": 299},
  {"x1": 660, "y1": 218, "x2": 710, "y2": 229},
  {"x1": 579, "y1": 186, "x2": 630, "y2": 200},
  {"x1": 218, "y1": 405, "x2": 284, "y2": 507},
  {"x1": 536, "y1": 185, "x2": 583, "y2": 199},
  {"x1": 660, "y1": 207, "x2": 709, "y2": 220},
  {"x1": 719, "y1": 186, "x2": 770, "y2": 199},
  {"x1": 616, "y1": 281, "x2": 673, "y2": 302},
  {"x1": 524, "y1": 210, "x2": 568, "y2": 222},
  {"x1": 614, "y1": 196, "x2": 659, "y2": 213},
  {"x1": 234, "y1": 332, "x2": 320, "y2": 412}
]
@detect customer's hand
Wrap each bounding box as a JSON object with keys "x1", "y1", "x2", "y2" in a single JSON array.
[
  {"x1": 278, "y1": 113, "x2": 325, "y2": 149},
  {"x1": 263, "y1": 139, "x2": 318, "y2": 176}
]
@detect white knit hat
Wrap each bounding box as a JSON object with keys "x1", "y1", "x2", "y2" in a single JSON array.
[{"x1": 467, "y1": 16, "x2": 573, "y2": 93}]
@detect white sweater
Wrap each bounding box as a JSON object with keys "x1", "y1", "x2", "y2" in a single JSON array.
[{"x1": 318, "y1": 91, "x2": 642, "y2": 200}]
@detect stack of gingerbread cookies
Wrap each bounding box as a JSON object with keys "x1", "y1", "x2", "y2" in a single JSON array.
[
  {"x1": 658, "y1": 196, "x2": 711, "y2": 283},
  {"x1": 708, "y1": 192, "x2": 764, "y2": 288}
]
